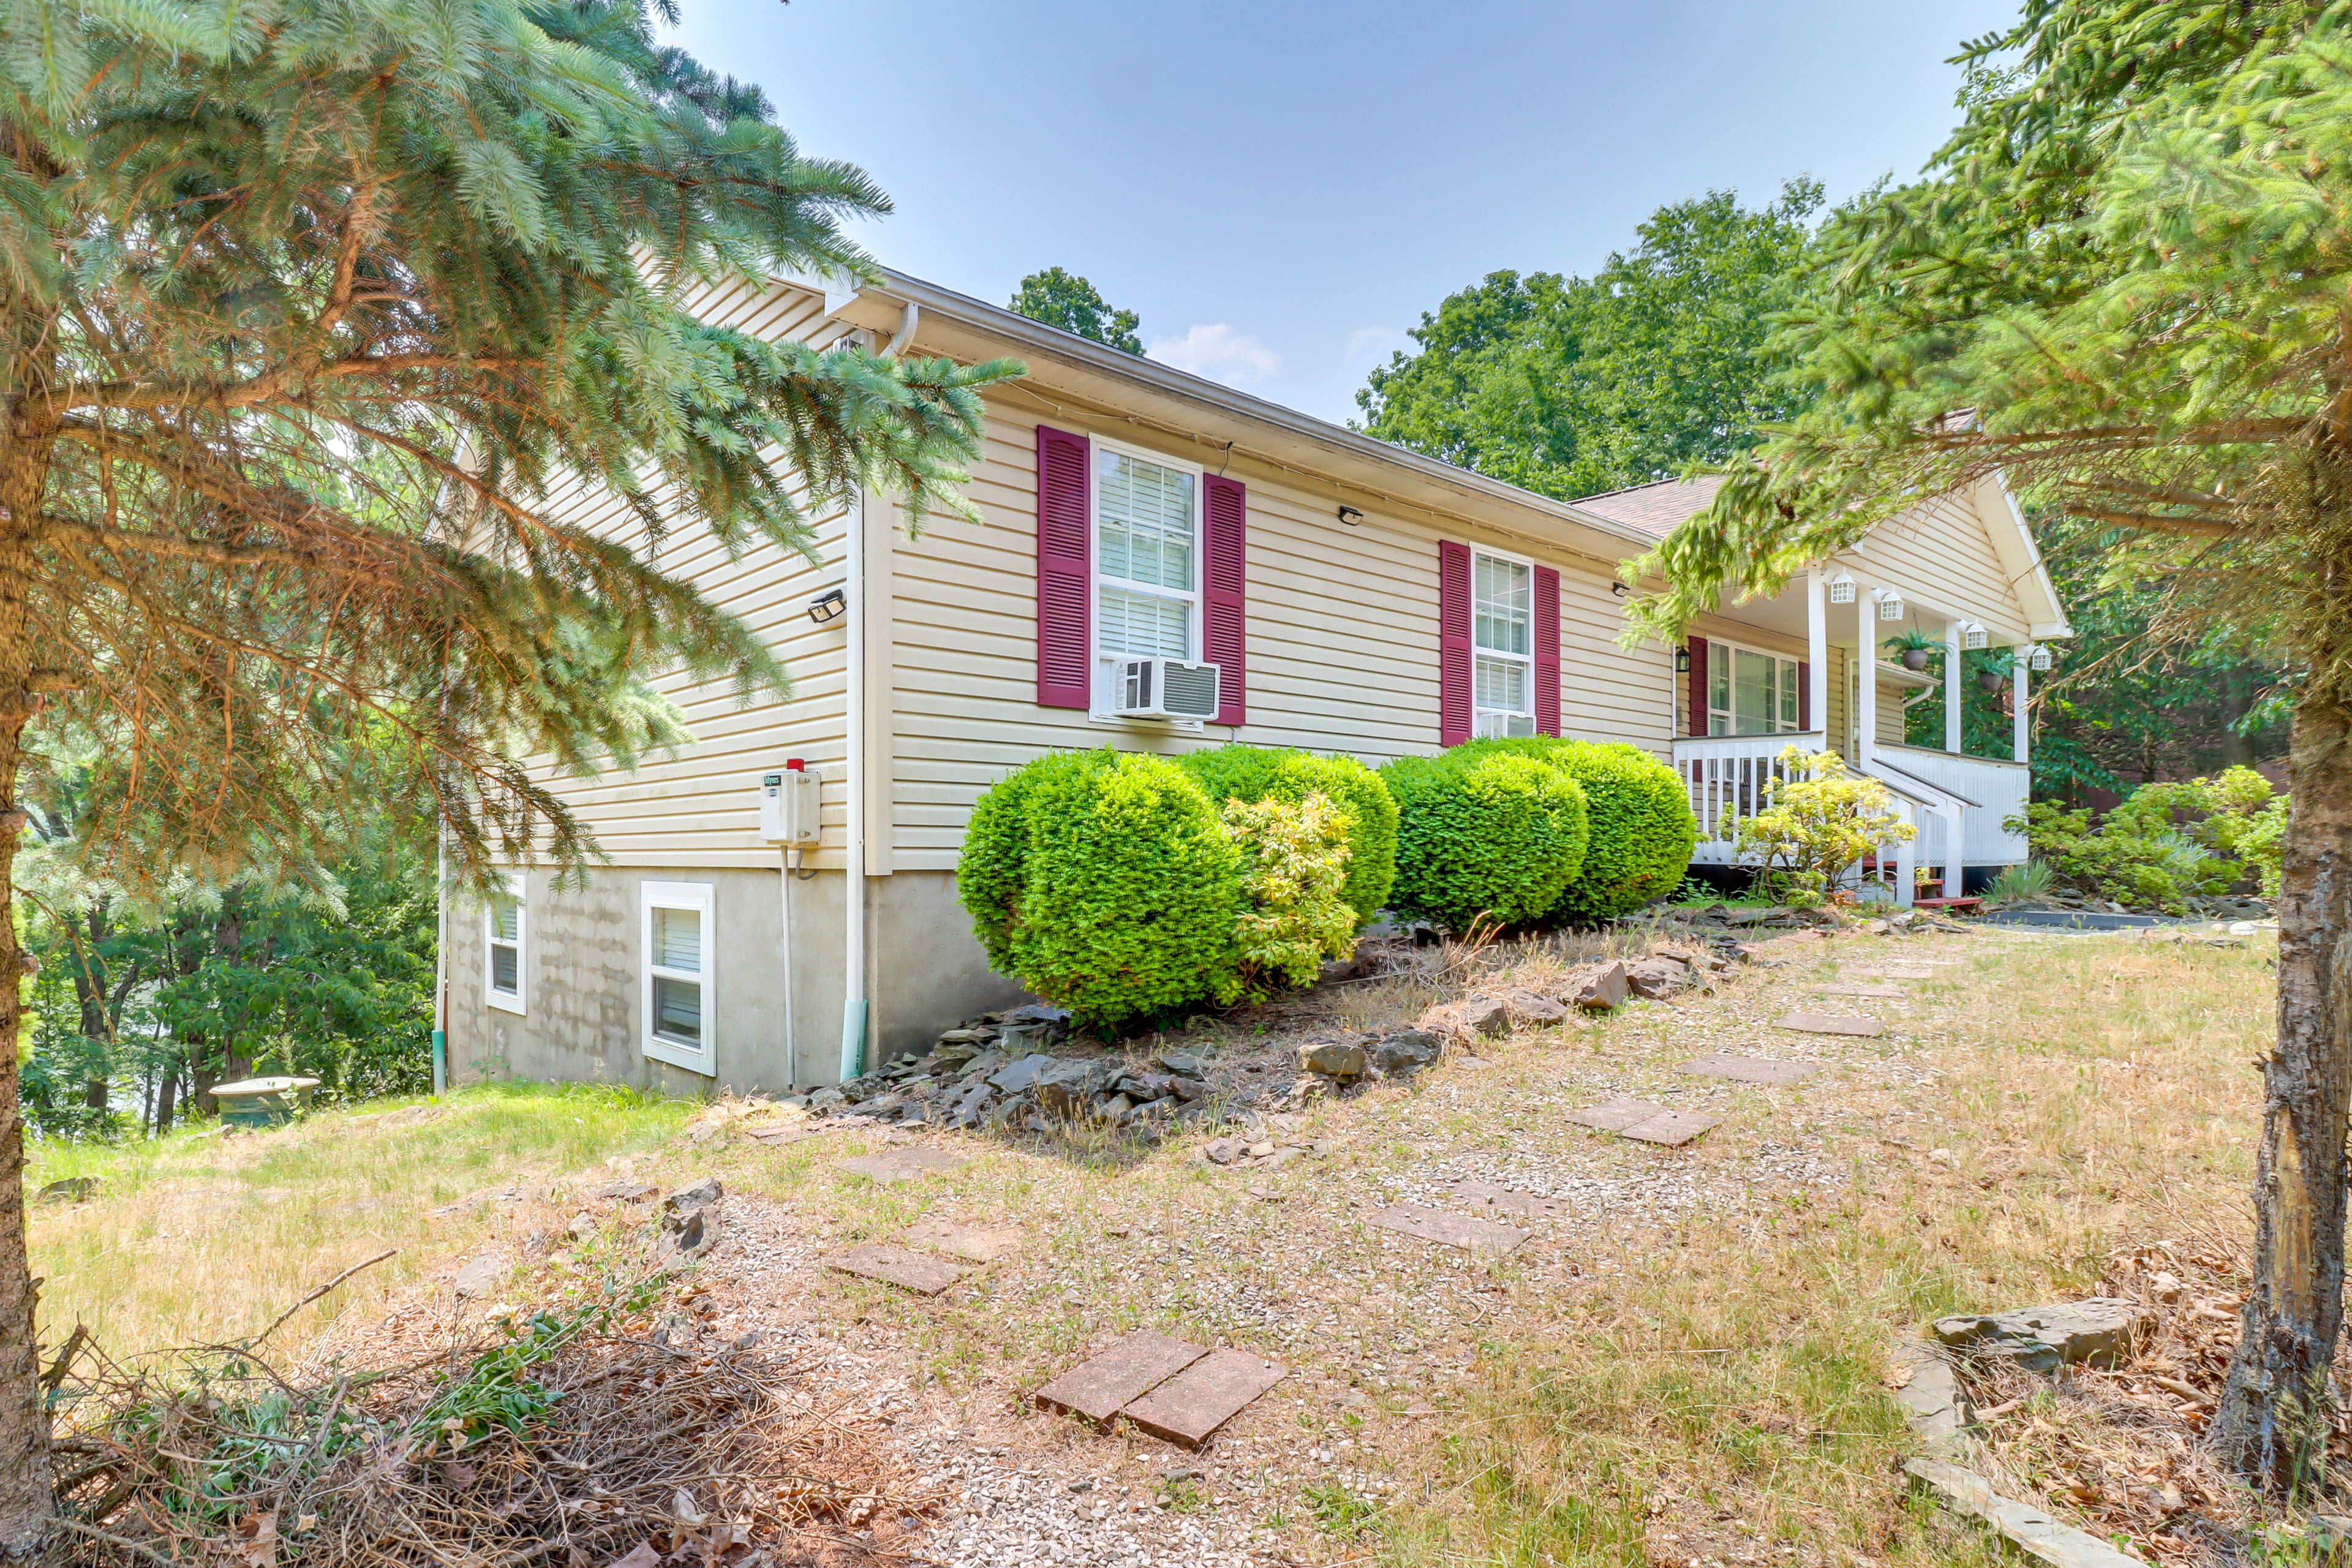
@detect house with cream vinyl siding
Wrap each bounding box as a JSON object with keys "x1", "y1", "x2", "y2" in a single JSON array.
[{"x1": 442, "y1": 266, "x2": 2069, "y2": 1096}]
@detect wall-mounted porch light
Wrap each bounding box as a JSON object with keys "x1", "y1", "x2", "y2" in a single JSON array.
[
  {"x1": 805, "y1": 587, "x2": 847, "y2": 626},
  {"x1": 1336, "y1": 505, "x2": 1365, "y2": 527},
  {"x1": 2028, "y1": 643, "x2": 2053, "y2": 671},
  {"x1": 1876, "y1": 590, "x2": 1905, "y2": 622},
  {"x1": 1827, "y1": 571, "x2": 1857, "y2": 604},
  {"x1": 1675, "y1": 646, "x2": 1692, "y2": 673},
  {"x1": 1961, "y1": 621, "x2": 1989, "y2": 650}
]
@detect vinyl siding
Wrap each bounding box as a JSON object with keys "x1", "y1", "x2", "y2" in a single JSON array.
[
  {"x1": 885, "y1": 402, "x2": 1670, "y2": 872},
  {"x1": 1836, "y1": 491, "x2": 2035, "y2": 645}
]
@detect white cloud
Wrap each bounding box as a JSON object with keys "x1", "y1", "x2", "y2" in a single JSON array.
[
  {"x1": 1345, "y1": 325, "x2": 1405, "y2": 361},
  {"x1": 1147, "y1": 323, "x2": 1281, "y2": 387}
]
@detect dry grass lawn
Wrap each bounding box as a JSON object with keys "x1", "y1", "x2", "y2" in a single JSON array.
[{"x1": 24, "y1": 922, "x2": 2285, "y2": 1567}]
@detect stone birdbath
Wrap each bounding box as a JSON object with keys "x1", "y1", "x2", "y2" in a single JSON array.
[{"x1": 211, "y1": 1075, "x2": 322, "y2": 1129}]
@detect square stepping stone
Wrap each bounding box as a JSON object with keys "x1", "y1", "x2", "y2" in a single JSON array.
[
  {"x1": 1815, "y1": 982, "x2": 1908, "y2": 998},
  {"x1": 1365, "y1": 1202, "x2": 1531, "y2": 1256},
  {"x1": 1566, "y1": 1098, "x2": 1721, "y2": 1147},
  {"x1": 1776, "y1": 1011, "x2": 1885, "y2": 1038},
  {"x1": 836, "y1": 1146, "x2": 967, "y2": 1185},
  {"x1": 1682, "y1": 1052, "x2": 1818, "y2": 1087},
  {"x1": 826, "y1": 1243, "x2": 965, "y2": 1296},
  {"x1": 1565, "y1": 1096, "x2": 1678, "y2": 1132},
  {"x1": 1619, "y1": 1110, "x2": 1722, "y2": 1147},
  {"x1": 1118, "y1": 1349, "x2": 1287, "y2": 1450},
  {"x1": 1034, "y1": 1330, "x2": 1208, "y2": 1425},
  {"x1": 1450, "y1": 1180, "x2": 1564, "y2": 1221},
  {"x1": 905, "y1": 1219, "x2": 1023, "y2": 1263}
]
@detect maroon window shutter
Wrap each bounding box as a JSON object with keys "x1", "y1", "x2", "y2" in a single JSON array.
[
  {"x1": 1533, "y1": 565, "x2": 1561, "y2": 737},
  {"x1": 1439, "y1": 541, "x2": 1473, "y2": 746},
  {"x1": 1798, "y1": 660, "x2": 1812, "y2": 731},
  {"x1": 1202, "y1": 474, "x2": 1248, "y2": 727},
  {"x1": 1686, "y1": 636, "x2": 1709, "y2": 737},
  {"x1": 1035, "y1": 426, "x2": 1091, "y2": 709}
]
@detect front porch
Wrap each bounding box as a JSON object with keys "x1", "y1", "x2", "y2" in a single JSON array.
[{"x1": 1670, "y1": 561, "x2": 2041, "y2": 909}]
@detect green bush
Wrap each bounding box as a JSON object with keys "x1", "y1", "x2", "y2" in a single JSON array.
[
  {"x1": 2007, "y1": 765, "x2": 2285, "y2": 913},
  {"x1": 1223, "y1": 792, "x2": 1359, "y2": 998},
  {"x1": 1463, "y1": 737, "x2": 1697, "y2": 921},
  {"x1": 1378, "y1": 750, "x2": 1589, "y2": 930},
  {"x1": 1177, "y1": 744, "x2": 1399, "y2": 925},
  {"x1": 959, "y1": 749, "x2": 1245, "y2": 1028}
]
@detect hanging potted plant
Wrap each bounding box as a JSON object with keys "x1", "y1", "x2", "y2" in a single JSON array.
[{"x1": 1884, "y1": 627, "x2": 1939, "y2": 673}]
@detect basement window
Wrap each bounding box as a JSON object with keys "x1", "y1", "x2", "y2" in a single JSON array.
[{"x1": 642, "y1": 881, "x2": 715, "y2": 1076}]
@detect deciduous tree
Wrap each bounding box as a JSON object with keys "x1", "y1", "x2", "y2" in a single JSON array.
[{"x1": 1008, "y1": 267, "x2": 1144, "y2": 353}]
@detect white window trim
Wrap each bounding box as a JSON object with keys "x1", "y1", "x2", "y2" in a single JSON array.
[
  {"x1": 1471, "y1": 544, "x2": 1537, "y2": 739},
  {"x1": 1705, "y1": 637, "x2": 1805, "y2": 737},
  {"x1": 485, "y1": 873, "x2": 526, "y2": 1016},
  {"x1": 1087, "y1": 432, "x2": 1207, "y2": 731},
  {"x1": 641, "y1": 880, "x2": 715, "y2": 1076}
]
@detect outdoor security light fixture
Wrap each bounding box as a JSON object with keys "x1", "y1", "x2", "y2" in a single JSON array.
[
  {"x1": 805, "y1": 587, "x2": 847, "y2": 626},
  {"x1": 1827, "y1": 571, "x2": 1857, "y2": 604},
  {"x1": 1336, "y1": 505, "x2": 1365, "y2": 526},
  {"x1": 1962, "y1": 622, "x2": 1989, "y2": 650},
  {"x1": 1877, "y1": 591, "x2": 1905, "y2": 622}
]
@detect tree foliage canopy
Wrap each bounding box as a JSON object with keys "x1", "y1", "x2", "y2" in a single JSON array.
[
  {"x1": 1622, "y1": 0, "x2": 2352, "y2": 1492},
  {"x1": 1354, "y1": 180, "x2": 1822, "y2": 500},
  {"x1": 0, "y1": 0, "x2": 1019, "y2": 893},
  {"x1": 1007, "y1": 267, "x2": 1144, "y2": 354}
]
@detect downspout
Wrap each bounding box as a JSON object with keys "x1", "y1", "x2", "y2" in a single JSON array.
[
  {"x1": 841, "y1": 479, "x2": 868, "y2": 1082},
  {"x1": 883, "y1": 302, "x2": 921, "y2": 359},
  {"x1": 432, "y1": 836, "x2": 448, "y2": 1098}
]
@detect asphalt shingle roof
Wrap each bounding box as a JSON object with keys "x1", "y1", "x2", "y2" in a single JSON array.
[{"x1": 1570, "y1": 476, "x2": 1725, "y2": 540}]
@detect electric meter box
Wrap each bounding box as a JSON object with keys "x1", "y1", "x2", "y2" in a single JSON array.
[{"x1": 758, "y1": 767, "x2": 823, "y2": 848}]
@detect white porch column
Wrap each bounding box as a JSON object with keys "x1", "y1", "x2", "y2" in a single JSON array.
[
  {"x1": 1855, "y1": 586, "x2": 1877, "y2": 774},
  {"x1": 1943, "y1": 618, "x2": 1964, "y2": 753},
  {"x1": 2013, "y1": 654, "x2": 2030, "y2": 766},
  {"x1": 1807, "y1": 571, "x2": 1828, "y2": 747}
]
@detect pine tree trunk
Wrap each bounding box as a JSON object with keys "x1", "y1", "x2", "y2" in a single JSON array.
[
  {"x1": 2216, "y1": 687, "x2": 2352, "y2": 1488},
  {"x1": 0, "y1": 516, "x2": 55, "y2": 1555}
]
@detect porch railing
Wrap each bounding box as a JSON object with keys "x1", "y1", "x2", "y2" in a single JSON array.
[{"x1": 1676, "y1": 731, "x2": 1827, "y2": 866}]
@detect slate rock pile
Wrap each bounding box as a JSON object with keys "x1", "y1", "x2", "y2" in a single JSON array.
[
  {"x1": 1677, "y1": 903, "x2": 1841, "y2": 932},
  {"x1": 1294, "y1": 1028, "x2": 1446, "y2": 1087},
  {"x1": 807, "y1": 1006, "x2": 1222, "y2": 1139}
]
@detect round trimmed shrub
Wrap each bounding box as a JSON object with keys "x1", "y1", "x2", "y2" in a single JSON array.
[
  {"x1": 1177, "y1": 744, "x2": 1399, "y2": 925},
  {"x1": 959, "y1": 749, "x2": 1245, "y2": 1028},
  {"x1": 1464, "y1": 737, "x2": 1697, "y2": 922},
  {"x1": 1378, "y1": 749, "x2": 1589, "y2": 930}
]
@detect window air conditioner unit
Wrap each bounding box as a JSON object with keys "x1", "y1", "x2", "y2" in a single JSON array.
[{"x1": 1114, "y1": 658, "x2": 1221, "y2": 721}]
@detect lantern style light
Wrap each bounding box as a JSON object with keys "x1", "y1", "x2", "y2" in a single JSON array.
[
  {"x1": 1962, "y1": 622, "x2": 1989, "y2": 650},
  {"x1": 1877, "y1": 591, "x2": 1905, "y2": 622},
  {"x1": 2029, "y1": 643, "x2": 2053, "y2": 671},
  {"x1": 1675, "y1": 646, "x2": 1692, "y2": 673},
  {"x1": 1827, "y1": 571, "x2": 1857, "y2": 604}
]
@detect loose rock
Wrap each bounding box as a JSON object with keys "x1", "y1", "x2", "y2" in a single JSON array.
[{"x1": 1931, "y1": 1298, "x2": 2153, "y2": 1371}]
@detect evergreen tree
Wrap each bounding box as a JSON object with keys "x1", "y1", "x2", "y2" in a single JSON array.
[
  {"x1": 0, "y1": 0, "x2": 1017, "y2": 1550},
  {"x1": 1008, "y1": 267, "x2": 1144, "y2": 353},
  {"x1": 1626, "y1": 0, "x2": 2350, "y2": 1489},
  {"x1": 1355, "y1": 181, "x2": 1823, "y2": 499}
]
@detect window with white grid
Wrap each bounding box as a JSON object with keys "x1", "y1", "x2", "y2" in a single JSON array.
[
  {"x1": 1706, "y1": 643, "x2": 1803, "y2": 736},
  {"x1": 1472, "y1": 549, "x2": 1535, "y2": 737},
  {"x1": 485, "y1": 876, "x2": 524, "y2": 1015}
]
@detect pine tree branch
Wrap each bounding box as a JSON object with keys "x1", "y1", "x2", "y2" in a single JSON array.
[{"x1": 2062, "y1": 506, "x2": 2241, "y2": 540}]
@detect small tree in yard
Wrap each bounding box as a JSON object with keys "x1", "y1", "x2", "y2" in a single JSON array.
[
  {"x1": 1732, "y1": 748, "x2": 1913, "y2": 909},
  {"x1": 1626, "y1": 1, "x2": 2352, "y2": 1491},
  {"x1": 0, "y1": 0, "x2": 1014, "y2": 1552}
]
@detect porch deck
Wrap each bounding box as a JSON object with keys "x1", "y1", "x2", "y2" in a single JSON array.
[{"x1": 1675, "y1": 733, "x2": 2028, "y2": 905}]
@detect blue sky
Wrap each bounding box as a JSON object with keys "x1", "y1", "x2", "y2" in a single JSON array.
[{"x1": 671, "y1": 1, "x2": 2023, "y2": 424}]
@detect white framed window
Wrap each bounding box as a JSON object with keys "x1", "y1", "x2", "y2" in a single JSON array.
[
  {"x1": 1472, "y1": 547, "x2": 1536, "y2": 738},
  {"x1": 1090, "y1": 437, "x2": 1202, "y2": 719},
  {"x1": 641, "y1": 881, "x2": 715, "y2": 1076},
  {"x1": 1706, "y1": 641, "x2": 1804, "y2": 736},
  {"x1": 485, "y1": 876, "x2": 526, "y2": 1016}
]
